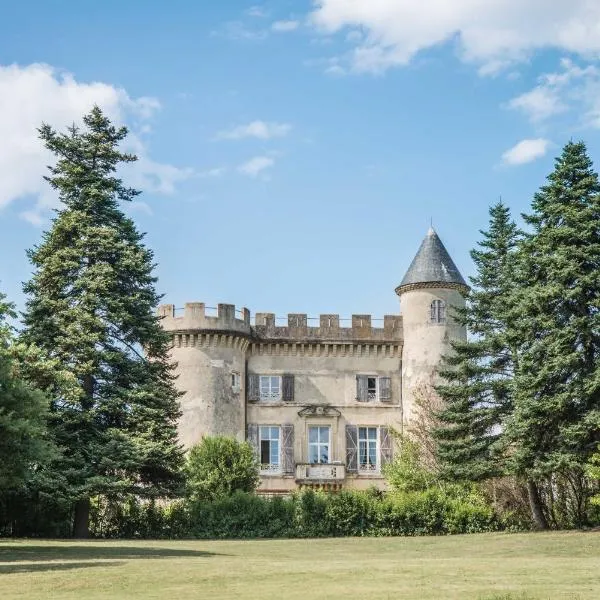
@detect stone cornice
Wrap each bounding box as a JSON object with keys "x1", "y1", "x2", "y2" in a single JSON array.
[{"x1": 395, "y1": 281, "x2": 469, "y2": 295}]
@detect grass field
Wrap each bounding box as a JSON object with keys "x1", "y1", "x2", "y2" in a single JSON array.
[{"x1": 0, "y1": 532, "x2": 598, "y2": 599}]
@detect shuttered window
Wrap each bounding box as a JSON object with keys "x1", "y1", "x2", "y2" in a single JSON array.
[
  {"x1": 345, "y1": 425, "x2": 358, "y2": 473},
  {"x1": 281, "y1": 424, "x2": 295, "y2": 474},
  {"x1": 379, "y1": 427, "x2": 393, "y2": 467},
  {"x1": 259, "y1": 426, "x2": 280, "y2": 473},
  {"x1": 356, "y1": 375, "x2": 392, "y2": 402},
  {"x1": 247, "y1": 423, "x2": 259, "y2": 461},
  {"x1": 379, "y1": 377, "x2": 392, "y2": 401},
  {"x1": 247, "y1": 374, "x2": 260, "y2": 402},
  {"x1": 346, "y1": 425, "x2": 393, "y2": 475},
  {"x1": 282, "y1": 374, "x2": 294, "y2": 402}
]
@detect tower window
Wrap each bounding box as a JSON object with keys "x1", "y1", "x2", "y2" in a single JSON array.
[
  {"x1": 231, "y1": 372, "x2": 240, "y2": 391},
  {"x1": 430, "y1": 299, "x2": 446, "y2": 324}
]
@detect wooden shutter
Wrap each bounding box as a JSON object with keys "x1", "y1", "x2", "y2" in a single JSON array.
[
  {"x1": 247, "y1": 373, "x2": 259, "y2": 402},
  {"x1": 247, "y1": 424, "x2": 259, "y2": 461},
  {"x1": 379, "y1": 377, "x2": 392, "y2": 401},
  {"x1": 282, "y1": 374, "x2": 295, "y2": 402},
  {"x1": 356, "y1": 375, "x2": 368, "y2": 401},
  {"x1": 281, "y1": 424, "x2": 295, "y2": 474},
  {"x1": 379, "y1": 427, "x2": 393, "y2": 467},
  {"x1": 346, "y1": 425, "x2": 358, "y2": 473}
]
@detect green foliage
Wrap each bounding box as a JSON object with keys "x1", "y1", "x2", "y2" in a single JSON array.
[
  {"x1": 585, "y1": 448, "x2": 600, "y2": 507},
  {"x1": 505, "y1": 141, "x2": 600, "y2": 527},
  {"x1": 185, "y1": 436, "x2": 260, "y2": 501},
  {"x1": 435, "y1": 201, "x2": 521, "y2": 482},
  {"x1": 87, "y1": 487, "x2": 499, "y2": 540},
  {"x1": 0, "y1": 291, "x2": 52, "y2": 492},
  {"x1": 383, "y1": 436, "x2": 438, "y2": 493},
  {"x1": 20, "y1": 107, "x2": 184, "y2": 536}
]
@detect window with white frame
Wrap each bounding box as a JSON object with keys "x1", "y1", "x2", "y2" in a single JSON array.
[
  {"x1": 358, "y1": 427, "x2": 379, "y2": 472},
  {"x1": 259, "y1": 375, "x2": 281, "y2": 401},
  {"x1": 430, "y1": 299, "x2": 446, "y2": 324},
  {"x1": 259, "y1": 426, "x2": 280, "y2": 472},
  {"x1": 308, "y1": 426, "x2": 330, "y2": 464}
]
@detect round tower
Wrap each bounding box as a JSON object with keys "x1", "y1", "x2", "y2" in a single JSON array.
[
  {"x1": 396, "y1": 228, "x2": 468, "y2": 426},
  {"x1": 157, "y1": 302, "x2": 251, "y2": 448}
]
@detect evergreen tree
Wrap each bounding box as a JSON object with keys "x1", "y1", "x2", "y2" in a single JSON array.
[
  {"x1": 435, "y1": 202, "x2": 520, "y2": 481},
  {"x1": 506, "y1": 141, "x2": 600, "y2": 528},
  {"x1": 21, "y1": 107, "x2": 183, "y2": 537},
  {"x1": 0, "y1": 291, "x2": 50, "y2": 490}
]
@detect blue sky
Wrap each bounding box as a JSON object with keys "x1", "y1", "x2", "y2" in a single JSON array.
[{"x1": 1, "y1": 1, "x2": 600, "y2": 321}]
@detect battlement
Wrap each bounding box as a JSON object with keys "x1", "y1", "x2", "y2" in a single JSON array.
[
  {"x1": 158, "y1": 302, "x2": 252, "y2": 335},
  {"x1": 253, "y1": 312, "x2": 402, "y2": 342},
  {"x1": 158, "y1": 302, "x2": 403, "y2": 342}
]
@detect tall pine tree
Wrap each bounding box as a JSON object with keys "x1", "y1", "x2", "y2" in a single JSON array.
[
  {"x1": 507, "y1": 141, "x2": 600, "y2": 528},
  {"x1": 21, "y1": 107, "x2": 183, "y2": 537},
  {"x1": 435, "y1": 202, "x2": 520, "y2": 481}
]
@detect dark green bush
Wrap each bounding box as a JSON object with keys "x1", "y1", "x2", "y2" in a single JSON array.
[{"x1": 87, "y1": 486, "x2": 502, "y2": 539}]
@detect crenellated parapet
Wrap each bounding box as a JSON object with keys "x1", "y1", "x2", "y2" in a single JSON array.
[
  {"x1": 158, "y1": 302, "x2": 403, "y2": 343},
  {"x1": 158, "y1": 302, "x2": 252, "y2": 336},
  {"x1": 253, "y1": 312, "x2": 402, "y2": 342}
]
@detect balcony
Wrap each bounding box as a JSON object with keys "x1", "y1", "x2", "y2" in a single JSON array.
[{"x1": 295, "y1": 463, "x2": 345, "y2": 482}]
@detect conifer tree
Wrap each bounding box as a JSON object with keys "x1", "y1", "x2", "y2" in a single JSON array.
[
  {"x1": 506, "y1": 141, "x2": 600, "y2": 528},
  {"x1": 21, "y1": 107, "x2": 183, "y2": 537},
  {"x1": 0, "y1": 291, "x2": 50, "y2": 490},
  {"x1": 435, "y1": 202, "x2": 520, "y2": 481}
]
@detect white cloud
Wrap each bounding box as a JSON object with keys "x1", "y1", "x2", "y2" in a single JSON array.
[
  {"x1": 272, "y1": 20, "x2": 300, "y2": 32},
  {"x1": 502, "y1": 139, "x2": 550, "y2": 165},
  {"x1": 246, "y1": 6, "x2": 268, "y2": 18},
  {"x1": 212, "y1": 21, "x2": 268, "y2": 41},
  {"x1": 238, "y1": 156, "x2": 275, "y2": 177},
  {"x1": 508, "y1": 87, "x2": 567, "y2": 123},
  {"x1": 310, "y1": 0, "x2": 600, "y2": 74},
  {"x1": 508, "y1": 58, "x2": 600, "y2": 127},
  {"x1": 199, "y1": 167, "x2": 227, "y2": 178},
  {"x1": 216, "y1": 120, "x2": 292, "y2": 140},
  {"x1": 0, "y1": 63, "x2": 193, "y2": 224}
]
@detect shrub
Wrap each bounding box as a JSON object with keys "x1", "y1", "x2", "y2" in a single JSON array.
[
  {"x1": 293, "y1": 489, "x2": 329, "y2": 537},
  {"x1": 185, "y1": 436, "x2": 260, "y2": 502},
  {"x1": 324, "y1": 491, "x2": 375, "y2": 536},
  {"x1": 86, "y1": 487, "x2": 502, "y2": 539}
]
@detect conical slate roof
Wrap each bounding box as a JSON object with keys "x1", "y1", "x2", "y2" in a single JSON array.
[{"x1": 396, "y1": 228, "x2": 467, "y2": 292}]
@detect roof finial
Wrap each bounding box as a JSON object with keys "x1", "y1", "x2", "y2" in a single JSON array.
[{"x1": 428, "y1": 216, "x2": 435, "y2": 236}]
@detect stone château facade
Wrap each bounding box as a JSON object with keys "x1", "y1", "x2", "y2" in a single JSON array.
[{"x1": 158, "y1": 229, "x2": 468, "y2": 494}]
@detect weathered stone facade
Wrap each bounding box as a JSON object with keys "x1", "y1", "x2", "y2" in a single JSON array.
[{"x1": 159, "y1": 229, "x2": 468, "y2": 493}]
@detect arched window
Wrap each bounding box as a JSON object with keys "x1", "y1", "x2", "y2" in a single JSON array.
[{"x1": 430, "y1": 299, "x2": 446, "y2": 324}]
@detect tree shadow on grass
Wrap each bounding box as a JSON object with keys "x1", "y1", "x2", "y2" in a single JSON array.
[
  {"x1": 0, "y1": 544, "x2": 223, "y2": 563},
  {"x1": 0, "y1": 561, "x2": 122, "y2": 575}
]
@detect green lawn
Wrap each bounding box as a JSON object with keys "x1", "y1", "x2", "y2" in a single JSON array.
[{"x1": 0, "y1": 532, "x2": 598, "y2": 599}]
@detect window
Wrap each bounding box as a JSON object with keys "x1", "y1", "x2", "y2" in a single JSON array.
[
  {"x1": 430, "y1": 299, "x2": 446, "y2": 324},
  {"x1": 259, "y1": 426, "x2": 280, "y2": 473},
  {"x1": 259, "y1": 376, "x2": 281, "y2": 401},
  {"x1": 308, "y1": 426, "x2": 330, "y2": 464},
  {"x1": 356, "y1": 375, "x2": 392, "y2": 402},
  {"x1": 358, "y1": 427, "x2": 378, "y2": 472},
  {"x1": 367, "y1": 377, "x2": 377, "y2": 401},
  {"x1": 231, "y1": 372, "x2": 240, "y2": 391}
]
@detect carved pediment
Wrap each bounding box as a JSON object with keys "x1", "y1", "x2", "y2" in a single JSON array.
[{"x1": 298, "y1": 404, "x2": 341, "y2": 418}]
